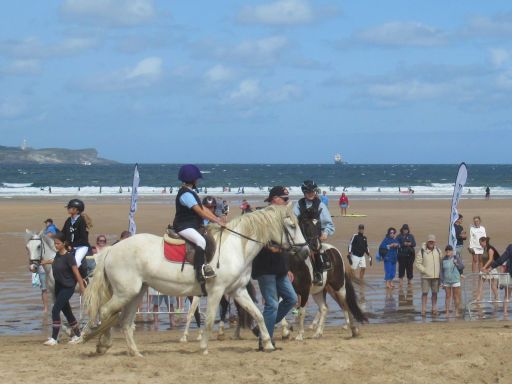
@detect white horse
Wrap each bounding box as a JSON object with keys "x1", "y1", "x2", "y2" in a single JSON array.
[
  {"x1": 80, "y1": 203, "x2": 308, "y2": 356},
  {"x1": 25, "y1": 230, "x2": 79, "y2": 337}
]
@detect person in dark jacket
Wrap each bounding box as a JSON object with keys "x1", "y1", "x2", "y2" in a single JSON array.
[
  {"x1": 348, "y1": 224, "x2": 371, "y2": 280},
  {"x1": 61, "y1": 199, "x2": 92, "y2": 275},
  {"x1": 252, "y1": 186, "x2": 297, "y2": 351},
  {"x1": 172, "y1": 165, "x2": 223, "y2": 290},
  {"x1": 396, "y1": 224, "x2": 417, "y2": 288},
  {"x1": 43, "y1": 232, "x2": 86, "y2": 346}
]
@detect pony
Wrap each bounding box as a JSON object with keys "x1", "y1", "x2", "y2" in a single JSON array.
[
  {"x1": 80, "y1": 203, "x2": 308, "y2": 356},
  {"x1": 25, "y1": 230, "x2": 78, "y2": 337},
  {"x1": 285, "y1": 245, "x2": 367, "y2": 340}
]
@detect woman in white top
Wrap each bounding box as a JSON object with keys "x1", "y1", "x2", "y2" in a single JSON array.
[{"x1": 469, "y1": 216, "x2": 487, "y2": 273}]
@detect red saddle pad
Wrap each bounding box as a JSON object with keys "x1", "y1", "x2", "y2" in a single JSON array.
[{"x1": 164, "y1": 242, "x2": 189, "y2": 264}]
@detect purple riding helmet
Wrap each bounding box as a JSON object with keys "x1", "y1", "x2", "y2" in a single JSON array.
[{"x1": 178, "y1": 164, "x2": 202, "y2": 183}]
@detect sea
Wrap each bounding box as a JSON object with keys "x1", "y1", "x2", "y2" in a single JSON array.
[{"x1": 1, "y1": 163, "x2": 511, "y2": 198}]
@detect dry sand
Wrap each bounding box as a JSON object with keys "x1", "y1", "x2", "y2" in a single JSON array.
[{"x1": 1, "y1": 196, "x2": 512, "y2": 383}]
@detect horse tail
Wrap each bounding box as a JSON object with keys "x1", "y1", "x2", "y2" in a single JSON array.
[
  {"x1": 83, "y1": 247, "x2": 113, "y2": 320},
  {"x1": 344, "y1": 272, "x2": 368, "y2": 323}
]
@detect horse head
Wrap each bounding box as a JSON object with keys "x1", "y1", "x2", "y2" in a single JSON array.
[
  {"x1": 25, "y1": 229, "x2": 56, "y2": 267},
  {"x1": 271, "y1": 203, "x2": 310, "y2": 257}
]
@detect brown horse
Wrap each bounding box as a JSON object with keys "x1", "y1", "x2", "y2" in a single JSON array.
[{"x1": 286, "y1": 244, "x2": 367, "y2": 339}]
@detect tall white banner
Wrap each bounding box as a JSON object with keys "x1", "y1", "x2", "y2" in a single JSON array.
[
  {"x1": 449, "y1": 163, "x2": 468, "y2": 248},
  {"x1": 128, "y1": 164, "x2": 140, "y2": 235}
]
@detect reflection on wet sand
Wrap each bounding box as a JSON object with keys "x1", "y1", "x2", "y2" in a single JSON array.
[{"x1": 1, "y1": 273, "x2": 511, "y2": 336}]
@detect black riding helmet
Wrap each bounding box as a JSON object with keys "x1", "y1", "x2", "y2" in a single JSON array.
[
  {"x1": 66, "y1": 198, "x2": 85, "y2": 212},
  {"x1": 301, "y1": 180, "x2": 319, "y2": 194}
]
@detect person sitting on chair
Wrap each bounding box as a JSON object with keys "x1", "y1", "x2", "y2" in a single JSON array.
[
  {"x1": 294, "y1": 180, "x2": 335, "y2": 285},
  {"x1": 172, "y1": 165, "x2": 223, "y2": 292}
]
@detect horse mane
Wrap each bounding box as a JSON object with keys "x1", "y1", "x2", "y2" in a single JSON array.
[{"x1": 208, "y1": 204, "x2": 294, "y2": 246}]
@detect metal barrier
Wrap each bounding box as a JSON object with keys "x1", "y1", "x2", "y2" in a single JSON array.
[{"x1": 462, "y1": 272, "x2": 511, "y2": 320}]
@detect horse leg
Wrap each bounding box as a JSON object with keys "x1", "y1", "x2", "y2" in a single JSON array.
[
  {"x1": 180, "y1": 296, "x2": 200, "y2": 343},
  {"x1": 233, "y1": 289, "x2": 274, "y2": 351},
  {"x1": 334, "y1": 287, "x2": 359, "y2": 337},
  {"x1": 94, "y1": 295, "x2": 131, "y2": 354},
  {"x1": 217, "y1": 296, "x2": 229, "y2": 341},
  {"x1": 311, "y1": 292, "x2": 328, "y2": 339},
  {"x1": 309, "y1": 311, "x2": 321, "y2": 330},
  {"x1": 119, "y1": 289, "x2": 146, "y2": 357},
  {"x1": 280, "y1": 318, "x2": 290, "y2": 340},
  {"x1": 294, "y1": 306, "x2": 306, "y2": 341},
  {"x1": 199, "y1": 288, "x2": 224, "y2": 355}
]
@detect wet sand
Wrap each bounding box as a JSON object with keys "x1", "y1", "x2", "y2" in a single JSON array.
[{"x1": 1, "y1": 196, "x2": 512, "y2": 382}]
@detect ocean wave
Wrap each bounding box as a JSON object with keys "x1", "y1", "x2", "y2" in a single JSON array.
[{"x1": 2, "y1": 182, "x2": 33, "y2": 188}]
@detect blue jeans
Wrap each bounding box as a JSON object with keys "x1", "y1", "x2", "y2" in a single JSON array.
[{"x1": 257, "y1": 274, "x2": 297, "y2": 339}]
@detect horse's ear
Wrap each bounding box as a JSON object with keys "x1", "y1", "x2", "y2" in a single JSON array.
[{"x1": 24, "y1": 229, "x2": 34, "y2": 242}]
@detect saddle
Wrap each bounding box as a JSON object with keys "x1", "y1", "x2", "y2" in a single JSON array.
[{"x1": 163, "y1": 227, "x2": 216, "y2": 266}]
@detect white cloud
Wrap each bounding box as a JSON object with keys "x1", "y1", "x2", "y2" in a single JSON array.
[
  {"x1": 490, "y1": 48, "x2": 510, "y2": 68},
  {"x1": 465, "y1": 13, "x2": 512, "y2": 37},
  {"x1": 80, "y1": 56, "x2": 163, "y2": 91},
  {"x1": 0, "y1": 37, "x2": 96, "y2": 59},
  {"x1": 367, "y1": 80, "x2": 450, "y2": 102},
  {"x1": 205, "y1": 64, "x2": 234, "y2": 83},
  {"x1": 238, "y1": 0, "x2": 314, "y2": 25},
  {"x1": 61, "y1": 0, "x2": 155, "y2": 27},
  {"x1": 0, "y1": 60, "x2": 41, "y2": 76},
  {"x1": 228, "y1": 79, "x2": 261, "y2": 103},
  {"x1": 268, "y1": 84, "x2": 302, "y2": 102},
  {"x1": 354, "y1": 21, "x2": 447, "y2": 47}
]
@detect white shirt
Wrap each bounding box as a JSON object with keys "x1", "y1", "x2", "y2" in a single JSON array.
[{"x1": 469, "y1": 225, "x2": 486, "y2": 253}]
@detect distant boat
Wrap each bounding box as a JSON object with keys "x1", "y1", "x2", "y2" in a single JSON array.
[
  {"x1": 81, "y1": 161, "x2": 92, "y2": 166},
  {"x1": 334, "y1": 153, "x2": 344, "y2": 164}
]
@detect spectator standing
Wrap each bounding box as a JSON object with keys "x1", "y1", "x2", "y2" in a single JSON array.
[
  {"x1": 396, "y1": 224, "x2": 416, "y2": 288},
  {"x1": 320, "y1": 190, "x2": 329, "y2": 206},
  {"x1": 440, "y1": 245, "x2": 463, "y2": 317},
  {"x1": 415, "y1": 235, "x2": 442, "y2": 316},
  {"x1": 453, "y1": 214, "x2": 467, "y2": 266},
  {"x1": 378, "y1": 227, "x2": 400, "y2": 289},
  {"x1": 478, "y1": 237, "x2": 500, "y2": 301},
  {"x1": 469, "y1": 216, "x2": 486, "y2": 273},
  {"x1": 339, "y1": 193, "x2": 349, "y2": 216},
  {"x1": 348, "y1": 224, "x2": 371, "y2": 279},
  {"x1": 149, "y1": 287, "x2": 176, "y2": 329},
  {"x1": 43, "y1": 219, "x2": 58, "y2": 237},
  {"x1": 485, "y1": 186, "x2": 490, "y2": 200}
]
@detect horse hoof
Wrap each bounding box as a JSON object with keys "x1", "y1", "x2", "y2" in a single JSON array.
[
  {"x1": 96, "y1": 345, "x2": 108, "y2": 355},
  {"x1": 351, "y1": 328, "x2": 360, "y2": 338},
  {"x1": 217, "y1": 333, "x2": 225, "y2": 341},
  {"x1": 312, "y1": 333, "x2": 323, "y2": 339},
  {"x1": 179, "y1": 336, "x2": 188, "y2": 343},
  {"x1": 282, "y1": 333, "x2": 291, "y2": 341},
  {"x1": 196, "y1": 335, "x2": 203, "y2": 342},
  {"x1": 202, "y1": 349, "x2": 209, "y2": 356},
  {"x1": 129, "y1": 350, "x2": 144, "y2": 358},
  {"x1": 295, "y1": 334, "x2": 304, "y2": 341},
  {"x1": 342, "y1": 325, "x2": 348, "y2": 331}
]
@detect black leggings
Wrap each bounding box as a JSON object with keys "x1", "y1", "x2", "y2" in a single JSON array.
[
  {"x1": 51, "y1": 282, "x2": 79, "y2": 339},
  {"x1": 398, "y1": 255, "x2": 415, "y2": 280}
]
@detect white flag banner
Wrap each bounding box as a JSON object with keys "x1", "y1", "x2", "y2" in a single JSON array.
[
  {"x1": 128, "y1": 164, "x2": 140, "y2": 235},
  {"x1": 448, "y1": 163, "x2": 468, "y2": 248}
]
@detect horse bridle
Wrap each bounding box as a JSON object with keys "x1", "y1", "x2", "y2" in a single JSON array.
[{"x1": 27, "y1": 236, "x2": 46, "y2": 267}]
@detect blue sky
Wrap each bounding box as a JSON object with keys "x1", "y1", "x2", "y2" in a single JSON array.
[{"x1": 1, "y1": 0, "x2": 512, "y2": 163}]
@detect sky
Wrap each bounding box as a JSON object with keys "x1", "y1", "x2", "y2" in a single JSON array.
[{"x1": 1, "y1": 0, "x2": 512, "y2": 164}]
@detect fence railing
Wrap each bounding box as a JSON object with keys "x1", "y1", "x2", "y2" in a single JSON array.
[{"x1": 462, "y1": 272, "x2": 511, "y2": 320}]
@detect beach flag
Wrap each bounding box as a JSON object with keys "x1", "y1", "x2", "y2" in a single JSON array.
[
  {"x1": 448, "y1": 163, "x2": 467, "y2": 248},
  {"x1": 128, "y1": 164, "x2": 140, "y2": 235}
]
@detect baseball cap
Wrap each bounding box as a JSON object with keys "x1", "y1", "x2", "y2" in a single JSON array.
[
  {"x1": 264, "y1": 186, "x2": 289, "y2": 202},
  {"x1": 427, "y1": 234, "x2": 436, "y2": 242}
]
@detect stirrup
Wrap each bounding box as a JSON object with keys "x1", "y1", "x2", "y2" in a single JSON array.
[
  {"x1": 313, "y1": 272, "x2": 323, "y2": 286},
  {"x1": 323, "y1": 260, "x2": 333, "y2": 271},
  {"x1": 201, "y1": 264, "x2": 216, "y2": 279}
]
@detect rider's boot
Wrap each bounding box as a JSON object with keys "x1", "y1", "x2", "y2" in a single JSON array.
[
  {"x1": 312, "y1": 253, "x2": 324, "y2": 286},
  {"x1": 321, "y1": 251, "x2": 333, "y2": 271}
]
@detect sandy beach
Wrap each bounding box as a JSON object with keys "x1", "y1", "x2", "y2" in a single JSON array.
[{"x1": 1, "y1": 195, "x2": 512, "y2": 382}]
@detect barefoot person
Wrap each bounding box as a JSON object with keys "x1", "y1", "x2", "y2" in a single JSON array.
[
  {"x1": 44, "y1": 232, "x2": 86, "y2": 346},
  {"x1": 416, "y1": 235, "x2": 442, "y2": 316},
  {"x1": 440, "y1": 245, "x2": 463, "y2": 317},
  {"x1": 469, "y1": 216, "x2": 486, "y2": 273},
  {"x1": 378, "y1": 227, "x2": 400, "y2": 289}
]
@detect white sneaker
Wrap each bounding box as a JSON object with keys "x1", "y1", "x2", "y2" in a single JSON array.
[
  {"x1": 43, "y1": 338, "x2": 58, "y2": 346},
  {"x1": 68, "y1": 335, "x2": 81, "y2": 344}
]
